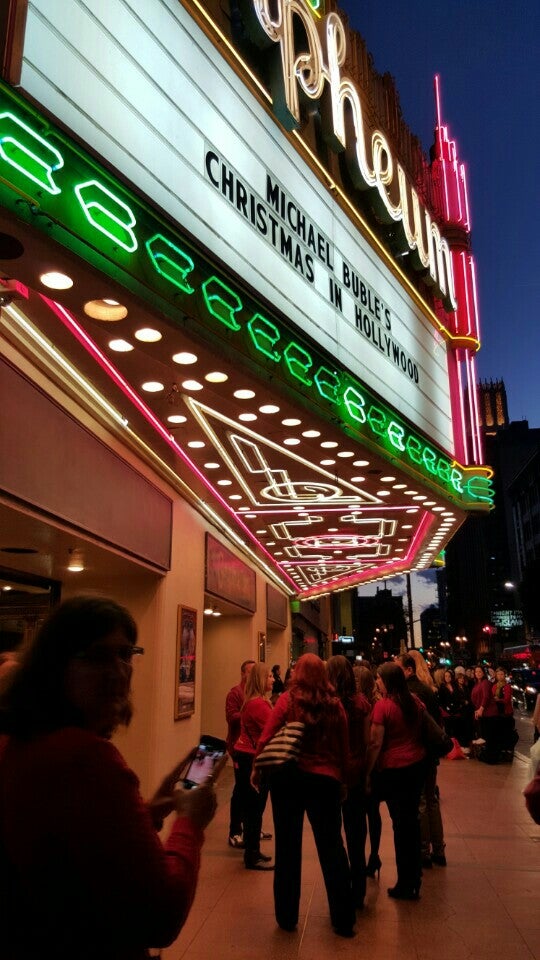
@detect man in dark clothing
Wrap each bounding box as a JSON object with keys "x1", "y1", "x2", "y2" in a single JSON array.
[{"x1": 398, "y1": 654, "x2": 447, "y2": 868}]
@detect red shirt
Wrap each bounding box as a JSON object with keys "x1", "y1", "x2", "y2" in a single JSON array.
[
  {"x1": 234, "y1": 696, "x2": 273, "y2": 755},
  {"x1": 225, "y1": 682, "x2": 245, "y2": 753},
  {"x1": 0, "y1": 728, "x2": 203, "y2": 960},
  {"x1": 471, "y1": 678, "x2": 493, "y2": 713},
  {"x1": 256, "y1": 691, "x2": 349, "y2": 782},
  {"x1": 490, "y1": 682, "x2": 513, "y2": 717},
  {"x1": 345, "y1": 693, "x2": 371, "y2": 786},
  {"x1": 371, "y1": 695, "x2": 426, "y2": 770}
]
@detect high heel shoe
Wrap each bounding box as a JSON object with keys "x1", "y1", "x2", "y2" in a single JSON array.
[
  {"x1": 387, "y1": 884, "x2": 420, "y2": 901},
  {"x1": 365, "y1": 854, "x2": 381, "y2": 879}
]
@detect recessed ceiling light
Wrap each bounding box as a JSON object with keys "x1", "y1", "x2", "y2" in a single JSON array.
[
  {"x1": 406, "y1": 508, "x2": 418, "y2": 514},
  {"x1": 40, "y1": 270, "x2": 73, "y2": 290},
  {"x1": 405, "y1": 490, "x2": 418, "y2": 495},
  {"x1": 302, "y1": 429, "x2": 320, "y2": 438},
  {"x1": 204, "y1": 462, "x2": 220, "y2": 469},
  {"x1": 337, "y1": 451, "x2": 354, "y2": 458},
  {"x1": 413, "y1": 495, "x2": 426, "y2": 501},
  {"x1": 167, "y1": 415, "x2": 187, "y2": 424},
  {"x1": 393, "y1": 483, "x2": 407, "y2": 489},
  {"x1": 424, "y1": 501, "x2": 436, "y2": 506},
  {"x1": 381, "y1": 476, "x2": 396, "y2": 482},
  {"x1": 229, "y1": 494, "x2": 242, "y2": 500},
  {"x1": 376, "y1": 490, "x2": 391, "y2": 496},
  {"x1": 181, "y1": 380, "x2": 203, "y2": 391},
  {"x1": 217, "y1": 479, "x2": 232, "y2": 486},
  {"x1": 259, "y1": 404, "x2": 280, "y2": 414},
  {"x1": 234, "y1": 389, "x2": 255, "y2": 399},
  {"x1": 187, "y1": 441, "x2": 205, "y2": 448},
  {"x1": 328, "y1": 528, "x2": 338, "y2": 532},
  {"x1": 282, "y1": 418, "x2": 301, "y2": 426},
  {"x1": 351, "y1": 476, "x2": 366, "y2": 483},
  {"x1": 84, "y1": 298, "x2": 127, "y2": 320},
  {"x1": 239, "y1": 413, "x2": 257, "y2": 421},
  {"x1": 321, "y1": 441, "x2": 338, "y2": 448},
  {"x1": 135, "y1": 327, "x2": 161, "y2": 342},
  {"x1": 320, "y1": 459, "x2": 336, "y2": 466},
  {"x1": 353, "y1": 460, "x2": 370, "y2": 467},
  {"x1": 205, "y1": 371, "x2": 228, "y2": 383},
  {"x1": 256, "y1": 529, "x2": 266, "y2": 534},
  {"x1": 142, "y1": 381, "x2": 164, "y2": 392},
  {"x1": 173, "y1": 351, "x2": 197, "y2": 364},
  {"x1": 284, "y1": 438, "x2": 301, "y2": 445},
  {"x1": 108, "y1": 339, "x2": 133, "y2": 352},
  {"x1": 245, "y1": 513, "x2": 257, "y2": 518},
  {"x1": 433, "y1": 506, "x2": 445, "y2": 512},
  {"x1": 402, "y1": 524, "x2": 413, "y2": 529}
]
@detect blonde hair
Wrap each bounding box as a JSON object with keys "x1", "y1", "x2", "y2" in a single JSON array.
[
  {"x1": 408, "y1": 650, "x2": 436, "y2": 691},
  {"x1": 243, "y1": 662, "x2": 270, "y2": 702}
]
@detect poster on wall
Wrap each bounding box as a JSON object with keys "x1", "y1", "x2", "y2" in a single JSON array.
[{"x1": 175, "y1": 605, "x2": 197, "y2": 719}]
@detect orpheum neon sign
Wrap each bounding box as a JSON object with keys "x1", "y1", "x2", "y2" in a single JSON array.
[
  {"x1": 0, "y1": 82, "x2": 492, "y2": 507},
  {"x1": 240, "y1": 0, "x2": 456, "y2": 309}
]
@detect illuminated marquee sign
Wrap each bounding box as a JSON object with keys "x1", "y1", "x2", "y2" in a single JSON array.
[
  {"x1": 240, "y1": 0, "x2": 456, "y2": 309},
  {"x1": 0, "y1": 83, "x2": 492, "y2": 508}
]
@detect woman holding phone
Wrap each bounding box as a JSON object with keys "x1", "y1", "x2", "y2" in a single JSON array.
[{"x1": 0, "y1": 596, "x2": 220, "y2": 960}]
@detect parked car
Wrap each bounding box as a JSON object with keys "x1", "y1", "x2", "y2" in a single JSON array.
[{"x1": 510, "y1": 668, "x2": 540, "y2": 711}]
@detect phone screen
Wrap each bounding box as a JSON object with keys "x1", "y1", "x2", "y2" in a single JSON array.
[{"x1": 181, "y1": 738, "x2": 226, "y2": 789}]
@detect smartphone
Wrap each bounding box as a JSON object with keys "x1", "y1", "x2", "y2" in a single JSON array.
[{"x1": 179, "y1": 734, "x2": 227, "y2": 789}]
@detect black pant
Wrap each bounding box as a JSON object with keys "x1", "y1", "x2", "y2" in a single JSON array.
[
  {"x1": 229, "y1": 752, "x2": 243, "y2": 837},
  {"x1": 378, "y1": 760, "x2": 425, "y2": 891},
  {"x1": 341, "y1": 781, "x2": 367, "y2": 906},
  {"x1": 270, "y1": 766, "x2": 354, "y2": 931},
  {"x1": 236, "y1": 752, "x2": 268, "y2": 864}
]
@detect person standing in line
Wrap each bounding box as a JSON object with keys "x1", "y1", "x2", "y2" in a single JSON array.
[
  {"x1": 225, "y1": 658, "x2": 255, "y2": 848},
  {"x1": 397, "y1": 653, "x2": 447, "y2": 869},
  {"x1": 491, "y1": 666, "x2": 515, "y2": 761},
  {"x1": 270, "y1": 664, "x2": 285, "y2": 705},
  {"x1": 354, "y1": 664, "x2": 383, "y2": 879},
  {"x1": 326, "y1": 655, "x2": 370, "y2": 909},
  {"x1": 233, "y1": 662, "x2": 274, "y2": 870},
  {"x1": 254, "y1": 653, "x2": 355, "y2": 937},
  {"x1": 365, "y1": 662, "x2": 427, "y2": 901},
  {"x1": 0, "y1": 596, "x2": 220, "y2": 960},
  {"x1": 471, "y1": 664, "x2": 499, "y2": 763}
]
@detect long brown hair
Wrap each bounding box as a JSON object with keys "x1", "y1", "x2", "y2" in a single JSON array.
[{"x1": 288, "y1": 653, "x2": 339, "y2": 725}]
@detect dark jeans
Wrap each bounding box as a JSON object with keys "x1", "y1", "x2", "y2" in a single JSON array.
[
  {"x1": 229, "y1": 751, "x2": 243, "y2": 837},
  {"x1": 378, "y1": 760, "x2": 425, "y2": 891},
  {"x1": 236, "y1": 752, "x2": 269, "y2": 864},
  {"x1": 270, "y1": 766, "x2": 354, "y2": 931},
  {"x1": 342, "y1": 781, "x2": 367, "y2": 906},
  {"x1": 419, "y1": 761, "x2": 445, "y2": 857}
]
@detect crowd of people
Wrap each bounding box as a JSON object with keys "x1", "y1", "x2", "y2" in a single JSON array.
[
  {"x1": 0, "y1": 595, "x2": 537, "y2": 955},
  {"x1": 226, "y1": 649, "x2": 538, "y2": 938}
]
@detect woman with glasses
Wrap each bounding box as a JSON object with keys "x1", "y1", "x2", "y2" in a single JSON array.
[{"x1": 0, "y1": 596, "x2": 220, "y2": 960}]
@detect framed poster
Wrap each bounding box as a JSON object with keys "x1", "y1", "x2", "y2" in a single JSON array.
[{"x1": 175, "y1": 605, "x2": 197, "y2": 719}]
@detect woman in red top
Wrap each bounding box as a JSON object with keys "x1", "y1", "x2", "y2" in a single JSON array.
[
  {"x1": 0, "y1": 596, "x2": 219, "y2": 960},
  {"x1": 233, "y1": 662, "x2": 274, "y2": 870},
  {"x1": 471, "y1": 664, "x2": 499, "y2": 763},
  {"x1": 365, "y1": 662, "x2": 426, "y2": 901},
  {"x1": 326, "y1": 655, "x2": 370, "y2": 909},
  {"x1": 255, "y1": 653, "x2": 355, "y2": 937}
]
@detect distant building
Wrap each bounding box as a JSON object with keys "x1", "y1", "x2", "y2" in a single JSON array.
[
  {"x1": 445, "y1": 380, "x2": 540, "y2": 656},
  {"x1": 352, "y1": 587, "x2": 407, "y2": 662}
]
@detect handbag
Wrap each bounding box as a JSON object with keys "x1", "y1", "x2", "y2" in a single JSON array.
[
  {"x1": 421, "y1": 708, "x2": 454, "y2": 759},
  {"x1": 253, "y1": 721, "x2": 305, "y2": 772}
]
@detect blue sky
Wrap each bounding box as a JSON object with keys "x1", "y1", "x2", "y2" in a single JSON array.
[{"x1": 338, "y1": 0, "x2": 540, "y2": 428}]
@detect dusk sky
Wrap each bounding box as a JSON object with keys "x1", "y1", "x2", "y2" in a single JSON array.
[
  {"x1": 339, "y1": 0, "x2": 540, "y2": 428},
  {"x1": 338, "y1": 1, "x2": 540, "y2": 630}
]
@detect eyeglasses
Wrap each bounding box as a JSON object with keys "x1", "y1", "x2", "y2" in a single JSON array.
[{"x1": 73, "y1": 645, "x2": 144, "y2": 665}]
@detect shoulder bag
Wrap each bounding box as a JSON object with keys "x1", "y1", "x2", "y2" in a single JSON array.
[{"x1": 253, "y1": 721, "x2": 305, "y2": 773}]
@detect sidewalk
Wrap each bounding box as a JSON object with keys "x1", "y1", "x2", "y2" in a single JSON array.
[{"x1": 163, "y1": 752, "x2": 540, "y2": 960}]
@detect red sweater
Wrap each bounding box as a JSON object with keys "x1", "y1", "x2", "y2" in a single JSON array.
[
  {"x1": 0, "y1": 728, "x2": 204, "y2": 960},
  {"x1": 225, "y1": 682, "x2": 244, "y2": 753},
  {"x1": 234, "y1": 696, "x2": 273, "y2": 755},
  {"x1": 256, "y1": 691, "x2": 349, "y2": 781}
]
